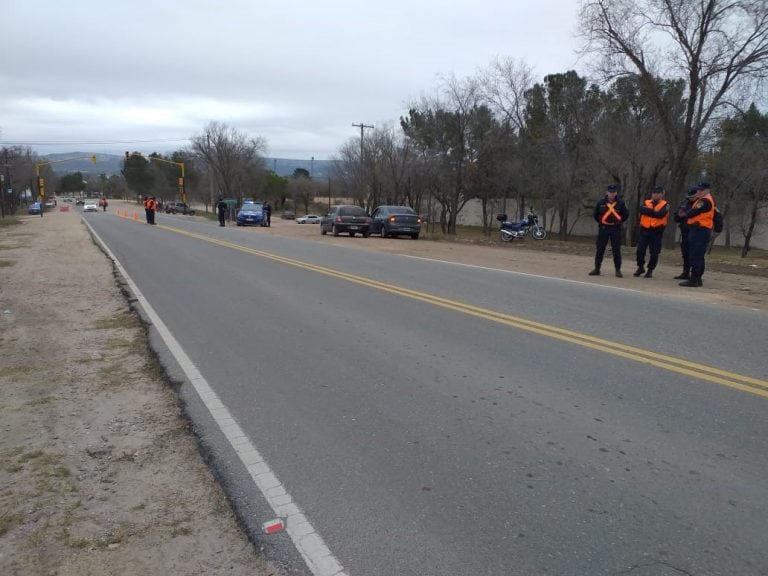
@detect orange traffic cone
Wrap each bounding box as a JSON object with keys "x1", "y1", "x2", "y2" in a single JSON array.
[{"x1": 133, "y1": 211, "x2": 138, "y2": 221}]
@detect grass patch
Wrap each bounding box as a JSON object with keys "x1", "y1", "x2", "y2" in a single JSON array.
[
  {"x1": 17, "y1": 449, "x2": 44, "y2": 464},
  {"x1": 96, "y1": 363, "x2": 138, "y2": 388},
  {"x1": 0, "y1": 218, "x2": 21, "y2": 229},
  {"x1": 25, "y1": 396, "x2": 54, "y2": 407},
  {"x1": 102, "y1": 336, "x2": 140, "y2": 350},
  {"x1": 171, "y1": 525, "x2": 193, "y2": 537},
  {"x1": 94, "y1": 311, "x2": 141, "y2": 330},
  {"x1": 0, "y1": 512, "x2": 24, "y2": 536},
  {"x1": 0, "y1": 365, "x2": 35, "y2": 378}
]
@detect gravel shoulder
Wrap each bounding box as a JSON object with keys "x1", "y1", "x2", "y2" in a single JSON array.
[
  {"x1": 0, "y1": 209, "x2": 276, "y2": 576},
  {"x1": 1, "y1": 205, "x2": 765, "y2": 575}
]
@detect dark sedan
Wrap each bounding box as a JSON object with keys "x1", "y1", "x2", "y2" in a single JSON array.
[
  {"x1": 320, "y1": 205, "x2": 371, "y2": 237},
  {"x1": 370, "y1": 205, "x2": 422, "y2": 239}
]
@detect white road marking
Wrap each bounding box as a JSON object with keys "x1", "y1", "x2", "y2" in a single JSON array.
[{"x1": 84, "y1": 219, "x2": 347, "y2": 576}]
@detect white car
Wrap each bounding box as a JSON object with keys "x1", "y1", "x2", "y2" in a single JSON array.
[
  {"x1": 83, "y1": 201, "x2": 99, "y2": 212},
  {"x1": 296, "y1": 214, "x2": 322, "y2": 224}
]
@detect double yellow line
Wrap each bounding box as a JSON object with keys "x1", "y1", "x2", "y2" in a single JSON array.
[{"x1": 163, "y1": 223, "x2": 768, "y2": 399}]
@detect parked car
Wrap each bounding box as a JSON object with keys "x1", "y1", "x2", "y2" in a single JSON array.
[
  {"x1": 320, "y1": 205, "x2": 371, "y2": 237},
  {"x1": 370, "y1": 205, "x2": 422, "y2": 239},
  {"x1": 296, "y1": 214, "x2": 322, "y2": 224},
  {"x1": 164, "y1": 201, "x2": 195, "y2": 215},
  {"x1": 83, "y1": 201, "x2": 99, "y2": 212},
  {"x1": 28, "y1": 202, "x2": 42, "y2": 215},
  {"x1": 237, "y1": 201, "x2": 266, "y2": 226},
  {"x1": 281, "y1": 210, "x2": 295, "y2": 220}
]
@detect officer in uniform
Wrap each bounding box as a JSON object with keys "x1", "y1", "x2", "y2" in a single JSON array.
[
  {"x1": 634, "y1": 185, "x2": 669, "y2": 278},
  {"x1": 673, "y1": 186, "x2": 698, "y2": 280},
  {"x1": 217, "y1": 196, "x2": 227, "y2": 227},
  {"x1": 589, "y1": 184, "x2": 630, "y2": 277},
  {"x1": 678, "y1": 181, "x2": 716, "y2": 287}
]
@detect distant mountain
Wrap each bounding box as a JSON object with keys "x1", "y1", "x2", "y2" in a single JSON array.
[{"x1": 45, "y1": 152, "x2": 335, "y2": 179}]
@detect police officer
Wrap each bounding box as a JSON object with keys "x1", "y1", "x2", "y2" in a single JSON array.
[
  {"x1": 264, "y1": 201, "x2": 272, "y2": 227},
  {"x1": 673, "y1": 186, "x2": 698, "y2": 280},
  {"x1": 589, "y1": 184, "x2": 629, "y2": 277},
  {"x1": 147, "y1": 196, "x2": 157, "y2": 225},
  {"x1": 217, "y1": 196, "x2": 227, "y2": 227},
  {"x1": 678, "y1": 181, "x2": 716, "y2": 287},
  {"x1": 634, "y1": 185, "x2": 669, "y2": 278},
  {"x1": 143, "y1": 196, "x2": 151, "y2": 223}
]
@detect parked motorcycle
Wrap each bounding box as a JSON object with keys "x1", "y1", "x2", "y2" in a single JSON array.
[{"x1": 497, "y1": 208, "x2": 547, "y2": 242}]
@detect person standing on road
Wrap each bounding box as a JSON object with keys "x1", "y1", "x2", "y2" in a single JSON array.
[
  {"x1": 264, "y1": 201, "x2": 272, "y2": 227},
  {"x1": 146, "y1": 196, "x2": 157, "y2": 225},
  {"x1": 589, "y1": 184, "x2": 629, "y2": 277},
  {"x1": 634, "y1": 185, "x2": 669, "y2": 278},
  {"x1": 678, "y1": 181, "x2": 716, "y2": 288},
  {"x1": 673, "y1": 186, "x2": 698, "y2": 280},
  {"x1": 143, "y1": 196, "x2": 151, "y2": 224},
  {"x1": 217, "y1": 197, "x2": 227, "y2": 227}
]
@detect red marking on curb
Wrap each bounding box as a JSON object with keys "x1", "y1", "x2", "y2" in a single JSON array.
[{"x1": 262, "y1": 519, "x2": 285, "y2": 534}]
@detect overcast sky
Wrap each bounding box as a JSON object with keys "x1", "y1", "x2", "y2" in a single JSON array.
[{"x1": 1, "y1": 0, "x2": 586, "y2": 160}]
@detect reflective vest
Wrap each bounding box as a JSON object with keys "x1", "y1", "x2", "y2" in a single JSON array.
[
  {"x1": 639, "y1": 199, "x2": 669, "y2": 229},
  {"x1": 687, "y1": 193, "x2": 715, "y2": 230},
  {"x1": 600, "y1": 201, "x2": 623, "y2": 225},
  {"x1": 146, "y1": 199, "x2": 156, "y2": 210}
]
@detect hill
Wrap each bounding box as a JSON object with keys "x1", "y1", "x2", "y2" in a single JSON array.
[{"x1": 44, "y1": 153, "x2": 334, "y2": 179}]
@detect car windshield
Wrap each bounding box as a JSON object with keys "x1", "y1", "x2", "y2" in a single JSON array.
[
  {"x1": 240, "y1": 205, "x2": 262, "y2": 213},
  {"x1": 386, "y1": 207, "x2": 415, "y2": 215},
  {"x1": 338, "y1": 206, "x2": 365, "y2": 216}
]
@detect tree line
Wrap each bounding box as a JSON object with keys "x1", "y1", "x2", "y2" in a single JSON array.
[{"x1": 2, "y1": 1, "x2": 766, "y2": 254}]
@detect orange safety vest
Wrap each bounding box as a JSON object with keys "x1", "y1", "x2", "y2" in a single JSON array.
[
  {"x1": 639, "y1": 199, "x2": 669, "y2": 229},
  {"x1": 146, "y1": 199, "x2": 156, "y2": 210},
  {"x1": 687, "y1": 193, "x2": 715, "y2": 230},
  {"x1": 600, "y1": 201, "x2": 622, "y2": 225}
]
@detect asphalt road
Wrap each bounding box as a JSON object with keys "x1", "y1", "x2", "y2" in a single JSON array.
[{"x1": 83, "y1": 209, "x2": 768, "y2": 576}]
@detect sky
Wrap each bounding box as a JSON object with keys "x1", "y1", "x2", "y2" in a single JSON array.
[{"x1": 1, "y1": 0, "x2": 585, "y2": 161}]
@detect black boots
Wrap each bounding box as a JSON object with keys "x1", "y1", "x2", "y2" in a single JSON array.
[
  {"x1": 679, "y1": 277, "x2": 703, "y2": 287},
  {"x1": 588, "y1": 269, "x2": 600, "y2": 276},
  {"x1": 615, "y1": 269, "x2": 623, "y2": 278},
  {"x1": 644, "y1": 269, "x2": 653, "y2": 278},
  {"x1": 674, "y1": 269, "x2": 690, "y2": 280},
  {"x1": 633, "y1": 266, "x2": 645, "y2": 277}
]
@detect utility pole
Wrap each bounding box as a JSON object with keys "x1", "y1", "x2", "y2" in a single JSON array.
[{"x1": 352, "y1": 123, "x2": 373, "y2": 163}]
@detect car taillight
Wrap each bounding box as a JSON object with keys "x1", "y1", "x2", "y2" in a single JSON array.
[
  {"x1": 389, "y1": 216, "x2": 396, "y2": 223},
  {"x1": 335, "y1": 216, "x2": 343, "y2": 223}
]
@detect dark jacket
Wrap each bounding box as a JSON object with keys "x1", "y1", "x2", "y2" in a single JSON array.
[
  {"x1": 594, "y1": 196, "x2": 629, "y2": 227},
  {"x1": 674, "y1": 198, "x2": 693, "y2": 231},
  {"x1": 216, "y1": 200, "x2": 227, "y2": 215}
]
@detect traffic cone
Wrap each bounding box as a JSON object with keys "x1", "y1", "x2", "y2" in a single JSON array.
[{"x1": 133, "y1": 211, "x2": 138, "y2": 221}]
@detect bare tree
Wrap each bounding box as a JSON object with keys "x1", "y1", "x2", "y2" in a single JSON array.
[
  {"x1": 479, "y1": 56, "x2": 536, "y2": 132},
  {"x1": 190, "y1": 121, "x2": 267, "y2": 204},
  {"x1": 579, "y1": 0, "x2": 768, "y2": 245}
]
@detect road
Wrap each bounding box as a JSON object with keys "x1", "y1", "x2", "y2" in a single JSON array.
[{"x1": 83, "y1": 209, "x2": 768, "y2": 576}]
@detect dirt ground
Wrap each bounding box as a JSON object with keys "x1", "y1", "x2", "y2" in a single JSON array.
[{"x1": 1, "y1": 204, "x2": 766, "y2": 576}]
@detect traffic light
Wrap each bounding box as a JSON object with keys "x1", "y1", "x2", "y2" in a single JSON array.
[{"x1": 125, "y1": 151, "x2": 130, "y2": 161}]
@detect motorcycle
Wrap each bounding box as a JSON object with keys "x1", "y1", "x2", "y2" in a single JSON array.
[{"x1": 497, "y1": 208, "x2": 547, "y2": 242}]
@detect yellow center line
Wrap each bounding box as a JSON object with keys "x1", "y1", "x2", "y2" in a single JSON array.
[{"x1": 154, "y1": 221, "x2": 768, "y2": 399}]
